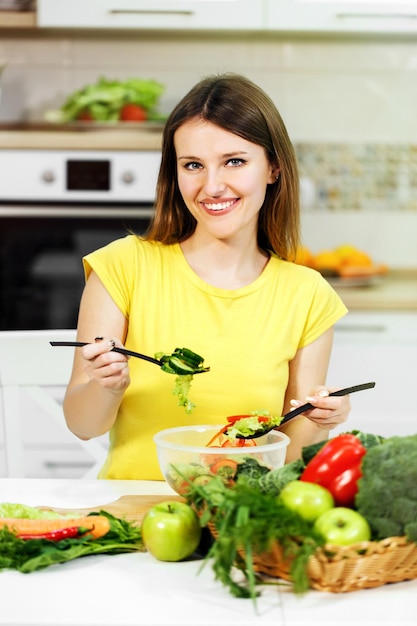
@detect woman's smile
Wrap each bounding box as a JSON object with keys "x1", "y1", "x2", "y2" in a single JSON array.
[{"x1": 200, "y1": 198, "x2": 240, "y2": 214}]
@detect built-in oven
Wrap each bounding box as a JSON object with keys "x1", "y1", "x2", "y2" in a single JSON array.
[{"x1": 0, "y1": 148, "x2": 161, "y2": 330}]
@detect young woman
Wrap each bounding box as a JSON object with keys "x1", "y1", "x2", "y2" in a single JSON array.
[{"x1": 63, "y1": 73, "x2": 350, "y2": 480}]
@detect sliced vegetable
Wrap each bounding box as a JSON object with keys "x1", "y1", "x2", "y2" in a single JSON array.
[
  {"x1": 155, "y1": 347, "x2": 210, "y2": 376},
  {"x1": 226, "y1": 412, "x2": 283, "y2": 439},
  {"x1": 154, "y1": 347, "x2": 210, "y2": 414},
  {"x1": 209, "y1": 459, "x2": 238, "y2": 482},
  {"x1": 205, "y1": 410, "x2": 281, "y2": 447},
  {"x1": 300, "y1": 433, "x2": 367, "y2": 507}
]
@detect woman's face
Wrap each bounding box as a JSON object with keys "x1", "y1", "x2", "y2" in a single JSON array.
[{"x1": 174, "y1": 119, "x2": 277, "y2": 242}]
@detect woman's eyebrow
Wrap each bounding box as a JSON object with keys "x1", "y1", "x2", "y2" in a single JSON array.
[{"x1": 177, "y1": 150, "x2": 249, "y2": 160}]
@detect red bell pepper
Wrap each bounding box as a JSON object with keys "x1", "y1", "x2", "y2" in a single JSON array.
[{"x1": 300, "y1": 433, "x2": 367, "y2": 507}]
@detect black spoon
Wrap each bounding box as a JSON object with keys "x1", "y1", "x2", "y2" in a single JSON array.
[
  {"x1": 233, "y1": 381, "x2": 376, "y2": 439},
  {"x1": 49, "y1": 341, "x2": 209, "y2": 374}
]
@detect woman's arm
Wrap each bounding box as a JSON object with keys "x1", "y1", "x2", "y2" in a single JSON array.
[
  {"x1": 279, "y1": 327, "x2": 351, "y2": 462},
  {"x1": 63, "y1": 271, "x2": 130, "y2": 440}
]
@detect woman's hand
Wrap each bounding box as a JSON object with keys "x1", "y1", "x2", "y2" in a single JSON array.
[
  {"x1": 81, "y1": 336, "x2": 130, "y2": 394},
  {"x1": 289, "y1": 385, "x2": 351, "y2": 431}
]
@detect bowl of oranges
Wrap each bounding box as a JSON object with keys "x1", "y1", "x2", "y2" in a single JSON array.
[{"x1": 292, "y1": 244, "x2": 388, "y2": 285}]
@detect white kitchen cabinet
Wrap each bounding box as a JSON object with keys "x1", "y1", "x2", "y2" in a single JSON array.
[
  {"x1": 0, "y1": 385, "x2": 108, "y2": 478},
  {"x1": 328, "y1": 311, "x2": 417, "y2": 439},
  {"x1": 37, "y1": 0, "x2": 266, "y2": 30},
  {"x1": 267, "y1": 1, "x2": 417, "y2": 34}
]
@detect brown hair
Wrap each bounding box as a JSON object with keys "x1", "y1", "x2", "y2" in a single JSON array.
[{"x1": 144, "y1": 73, "x2": 299, "y2": 259}]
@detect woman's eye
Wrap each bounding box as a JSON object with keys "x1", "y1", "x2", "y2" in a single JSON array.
[
  {"x1": 184, "y1": 161, "x2": 203, "y2": 171},
  {"x1": 226, "y1": 158, "x2": 246, "y2": 167}
]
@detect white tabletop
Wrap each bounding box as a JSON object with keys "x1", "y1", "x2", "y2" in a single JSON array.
[{"x1": 0, "y1": 479, "x2": 416, "y2": 626}]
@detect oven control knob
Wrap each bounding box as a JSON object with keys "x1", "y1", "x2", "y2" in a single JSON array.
[
  {"x1": 121, "y1": 171, "x2": 135, "y2": 185},
  {"x1": 41, "y1": 170, "x2": 55, "y2": 184}
]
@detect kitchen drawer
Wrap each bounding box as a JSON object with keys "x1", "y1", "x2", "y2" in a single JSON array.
[
  {"x1": 0, "y1": 385, "x2": 108, "y2": 477},
  {"x1": 267, "y1": 1, "x2": 417, "y2": 35},
  {"x1": 334, "y1": 311, "x2": 417, "y2": 344},
  {"x1": 37, "y1": 0, "x2": 266, "y2": 30},
  {"x1": 0, "y1": 445, "x2": 99, "y2": 479}
]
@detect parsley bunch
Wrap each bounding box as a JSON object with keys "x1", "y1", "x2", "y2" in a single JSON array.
[{"x1": 186, "y1": 479, "x2": 324, "y2": 602}]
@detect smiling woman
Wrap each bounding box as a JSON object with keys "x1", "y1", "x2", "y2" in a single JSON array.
[{"x1": 62, "y1": 73, "x2": 351, "y2": 481}]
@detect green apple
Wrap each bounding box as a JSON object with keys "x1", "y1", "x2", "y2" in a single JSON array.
[
  {"x1": 279, "y1": 480, "x2": 334, "y2": 522},
  {"x1": 141, "y1": 500, "x2": 202, "y2": 562},
  {"x1": 314, "y1": 507, "x2": 371, "y2": 545}
]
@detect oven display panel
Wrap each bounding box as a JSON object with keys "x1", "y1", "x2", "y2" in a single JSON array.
[{"x1": 67, "y1": 160, "x2": 110, "y2": 191}]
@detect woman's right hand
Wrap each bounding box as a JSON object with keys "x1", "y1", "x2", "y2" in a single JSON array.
[{"x1": 81, "y1": 336, "x2": 130, "y2": 394}]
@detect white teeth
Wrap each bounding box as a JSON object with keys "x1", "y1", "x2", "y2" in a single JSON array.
[{"x1": 204, "y1": 201, "x2": 234, "y2": 211}]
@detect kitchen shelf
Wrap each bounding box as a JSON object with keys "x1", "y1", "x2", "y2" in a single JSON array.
[{"x1": 0, "y1": 10, "x2": 36, "y2": 28}]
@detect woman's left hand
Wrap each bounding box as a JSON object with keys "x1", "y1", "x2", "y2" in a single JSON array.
[{"x1": 290, "y1": 385, "x2": 351, "y2": 430}]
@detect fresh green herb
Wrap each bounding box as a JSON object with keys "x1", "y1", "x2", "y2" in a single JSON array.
[
  {"x1": 356, "y1": 434, "x2": 417, "y2": 542},
  {"x1": 0, "y1": 511, "x2": 144, "y2": 573},
  {"x1": 186, "y1": 480, "x2": 324, "y2": 602}
]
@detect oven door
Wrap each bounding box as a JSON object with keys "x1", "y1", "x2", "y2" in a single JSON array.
[{"x1": 0, "y1": 207, "x2": 153, "y2": 330}]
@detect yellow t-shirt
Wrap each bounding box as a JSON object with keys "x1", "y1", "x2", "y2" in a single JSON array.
[{"x1": 83, "y1": 236, "x2": 347, "y2": 480}]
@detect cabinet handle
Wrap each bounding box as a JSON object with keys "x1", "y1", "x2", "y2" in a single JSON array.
[
  {"x1": 335, "y1": 324, "x2": 386, "y2": 333},
  {"x1": 336, "y1": 13, "x2": 417, "y2": 20},
  {"x1": 44, "y1": 461, "x2": 94, "y2": 469},
  {"x1": 109, "y1": 10, "x2": 194, "y2": 16}
]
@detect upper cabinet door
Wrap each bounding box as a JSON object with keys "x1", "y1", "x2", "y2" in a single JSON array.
[
  {"x1": 37, "y1": 0, "x2": 265, "y2": 30},
  {"x1": 267, "y1": 1, "x2": 417, "y2": 34}
]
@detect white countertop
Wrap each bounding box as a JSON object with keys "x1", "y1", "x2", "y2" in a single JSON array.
[{"x1": 0, "y1": 479, "x2": 416, "y2": 626}]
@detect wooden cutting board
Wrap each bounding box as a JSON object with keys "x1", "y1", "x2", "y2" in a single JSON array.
[{"x1": 40, "y1": 495, "x2": 184, "y2": 525}]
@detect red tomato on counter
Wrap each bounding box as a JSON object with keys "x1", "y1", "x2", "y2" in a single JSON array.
[{"x1": 119, "y1": 103, "x2": 148, "y2": 121}]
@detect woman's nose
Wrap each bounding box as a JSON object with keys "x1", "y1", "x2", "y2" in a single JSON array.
[{"x1": 203, "y1": 169, "x2": 227, "y2": 196}]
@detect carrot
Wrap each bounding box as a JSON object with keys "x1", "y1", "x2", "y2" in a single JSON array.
[
  {"x1": 0, "y1": 516, "x2": 111, "y2": 540},
  {"x1": 205, "y1": 425, "x2": 229, "y2": 447},
  {"x1": 209, "y1": 458, "x2": 238, "y2": 475}
]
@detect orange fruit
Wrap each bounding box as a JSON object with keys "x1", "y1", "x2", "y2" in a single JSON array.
[
  {"x1": 314, "y1": 250, "x2": 342, "y2": 275},
  {"x1": 335, "y1": 244, "x2": 358, "y2": 263},
  {"x1": 341, "y1": 249, "x2": 373, "y2": 268}
]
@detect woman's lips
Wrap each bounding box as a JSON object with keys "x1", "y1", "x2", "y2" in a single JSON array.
[{"x1": 200, "y1": 199, "x2": 239, "y2": 214}]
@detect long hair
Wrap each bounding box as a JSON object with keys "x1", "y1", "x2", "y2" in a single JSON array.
[{"x1": 144, "y1": 73, "x2": 300, "y2": 259}]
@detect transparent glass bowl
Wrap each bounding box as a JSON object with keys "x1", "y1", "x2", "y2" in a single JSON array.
[{"x1": 154, "y1": 424, "x2": 290, "y2": 495}]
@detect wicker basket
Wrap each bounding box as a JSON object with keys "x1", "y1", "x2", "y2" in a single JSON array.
[
  {"x1": 255, "y1": 536, "x2": 417, "y2": 592},
  {"x1": 208, "y1": 522, "x2": 417, "y2": 593}
]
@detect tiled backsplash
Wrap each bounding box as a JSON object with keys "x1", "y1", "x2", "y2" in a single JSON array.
[{"x1": 296, "y1": 143, "x2": 417, "y2": 213}]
